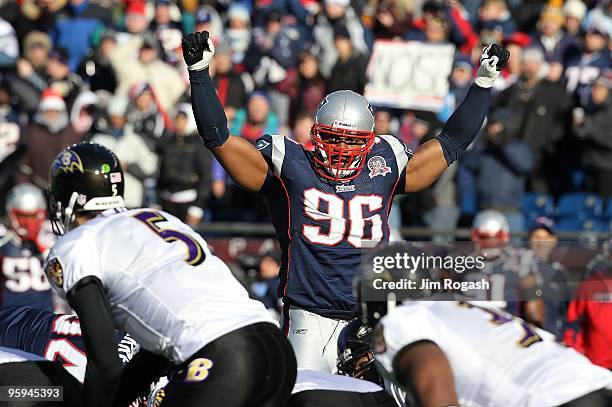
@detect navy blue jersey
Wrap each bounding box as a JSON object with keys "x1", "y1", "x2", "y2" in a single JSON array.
[
  {"x1": 459, "y1": 248, "x2": 531, "y2": 317},
  {"x1": 0, "y1": 306, "x2": 138, "y2": 382},
  {"x1": 0, "y1": 229, "x2": 53, "y2": 311},
  {"x1": 257, "y1": 134, "x2": 411, "y2": 318}
]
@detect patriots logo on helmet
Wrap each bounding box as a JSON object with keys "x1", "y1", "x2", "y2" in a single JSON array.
[{"x1": 53, "y1": 150, "x2": 84, "y2": 174}]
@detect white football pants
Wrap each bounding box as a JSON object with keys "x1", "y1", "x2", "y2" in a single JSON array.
[{"x1": 282, "y1": 307, "x2": 350, "y2": 373}]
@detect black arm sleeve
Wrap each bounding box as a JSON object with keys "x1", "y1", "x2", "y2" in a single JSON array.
[
  {"x1": 113, "y1": 349, "x2": 170, "y2": 407},
  {"x1": 435, "y1": 84, "x2": 491, "y2": 166},
  {"x1": 67, "y1": 276, "x2": 122, "y2": 407},
  {"x1": 189, "y1": 68, "x2": 230, "y2": 149}
]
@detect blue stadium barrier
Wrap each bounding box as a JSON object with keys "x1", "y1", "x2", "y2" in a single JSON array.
[{"x1": 556, "y1": 217, "x2": 609, "y2": 232}]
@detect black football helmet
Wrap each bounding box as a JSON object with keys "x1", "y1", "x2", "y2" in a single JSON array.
[
  {"x1": 46, "y1": 142, "x2": 125, "y2": 235},
  {"x1": 337, "y1": 319, "x2": 382, "y2": 385}
]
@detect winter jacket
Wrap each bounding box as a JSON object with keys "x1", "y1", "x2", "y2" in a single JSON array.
[
  {"x1": 109, "y1": 35, "x2": 185, "y2": 111},
  {"x1": 50, "y1": 0, "x2": 112, "y2": 71},
  {"x1": 576, "y1": 94, "x2": 612, "y2": 172},
  {"x1": 18, "y1": 123, "x2": 81, "y2": 185}
]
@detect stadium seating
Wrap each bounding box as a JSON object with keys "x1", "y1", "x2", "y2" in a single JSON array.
[
  {"x1": 522, "y1": 193, "x2": 554, "y2": 224},
  {"x1": 556, "y1": 217, "x2": 609, "y2": 232},
  {"x1": 555, "y1": 193, "x2": 604, "y2": 221}
]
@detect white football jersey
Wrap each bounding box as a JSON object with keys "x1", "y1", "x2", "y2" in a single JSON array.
[
  {"x1": 44, "y1": 208, "x2": 276, "y2": 363},
  {"x1": 292, "y1": 369, "x2": 385, "y2": 394},
  {"x1": 377, "y1": 301, "x2": 612, "y2": 407}
]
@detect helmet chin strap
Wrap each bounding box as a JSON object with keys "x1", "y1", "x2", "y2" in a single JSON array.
[{"x1": 61, "y1": 192, "x2": 79, "y2": 235}]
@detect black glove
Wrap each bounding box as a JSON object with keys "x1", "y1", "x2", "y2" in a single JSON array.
[
  {"x1": 181, "y1": 31, "x2": 212, "y2": 69},
  {"x1": 483, "y1": 43, "x2": 510, "y2": 71}
]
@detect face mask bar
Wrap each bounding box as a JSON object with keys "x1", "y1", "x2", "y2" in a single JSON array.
[{"x1": 311, "y1": 123, "x2": 374, "y2": 181}]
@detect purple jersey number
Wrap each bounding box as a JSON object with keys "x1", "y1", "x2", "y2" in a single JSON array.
[
  {"x1": 133, "y1": 211, "x2": 205, "y2": 266},
  {"x1": 458, "y1": 302, "x2": 543, "y2": 348}
]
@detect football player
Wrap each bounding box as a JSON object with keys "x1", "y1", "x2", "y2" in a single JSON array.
[
  {"x1": 43, "y1": 143, "x2": 296, "y2": 407},
  {"x1": 359, "y1": 246, "x2": 612, "y2": 407},
  {"x1": 336, "y1": 319, "x2": 407, "y2": 407},
  {"x1": 0, "y1": 346, "x2": 82, "y2": 406},
  {"x1": 0, "y1": 183, "x2": 55, "y2": 311},
  {"x1": 460, "y1": 209, "x2": 536, "y2": 317},
  {"x1": 0, "y1": 306, "x2": 139, "y2": 382},
  {"x1": 183, "y1": 30, "x2": 510, "y2": 371}
]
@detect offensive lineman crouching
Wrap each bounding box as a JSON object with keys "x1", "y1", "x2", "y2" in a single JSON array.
[{"x1": 43, "y1": 143, "x2": 297, "y2": 407}]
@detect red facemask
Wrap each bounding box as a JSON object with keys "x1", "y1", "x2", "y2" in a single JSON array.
[
  {"x1": 311, "y1": 123, "x2": 374, "y2": 182},
  {"x1": 10, "y1": 209, "x2": 46, "y2": 242},
  {"x1": 470, "y1": 230, "x2": 509, "y2": 249}
]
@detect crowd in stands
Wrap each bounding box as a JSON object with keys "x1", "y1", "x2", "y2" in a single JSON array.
[{"x1": 0, "y1": 0, "x2": 610, "y2": 233}]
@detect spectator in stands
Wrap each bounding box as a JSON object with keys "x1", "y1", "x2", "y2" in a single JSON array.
[
  {"x1": 564, "y1": 248, "x2": 612, "y2": 369},
  {"x1": 524, "y1": 217, "x2": 570, "y2": 339},
  {"x1": 564, "y1": 20, "x2": 611, "y2": 107},
  {"x1": 563, "y1": 0, "x2": 587, "y2": 38},
  {"x1": 532, "y1": 5, "x2": 581, "y2": 82},
  {"x1": 89, "y1": 95, "x2": 158, "y2": 208},
  {"x1": 149, "y1": 0, "x2": 183, "y2": 65},
  {"x1": 496, "y1": 47, "x2": 571, "y2": 194},
  {"x1": 210, "y1": 41, "x2": 248, "y2": 127},
  {"x1": 194, "y1": 6, "x2": 223, "y2": 42},
  {"x1": 76, "y1": 29, "x2": 118, "y2": 93},
  {"x1": 11, "y1": 31, "x2": 52, "y2": 112},
  {"x1": 0, "y1": 0, "x2": 62, "y2": 44},
  {"x1": 244, "y1": 9, "x2": 304, "y2": 126},
  {"x1": 17, "y1": 89, "x2": 80, "y2": 185},
  {"x1": 45, "y1": 47, "x2": 84, "y2": 111},
  {"x1": 439, "y1": 56, "x2": 474, "y2": 122},
  {"x1": 119, "y1": 0, "x2": 150, "y2": 41},
  {"x1": 0, "y1": 79, "x2": 21, "y2": 124},
  {"x1": 461, "y1": 108, "x2": 533, "y2": 234},
  {"x1": 50, "y1": 0, "x2": 112, "y2": 72},
  {"x1": 0, "y1": 16, "x2": 18, "y2": 69},
  {"x1": 224, "y1": 3, "x2": 252, "y2": 65},
  {"x1": 109, "y1": 30, "x2": 185, "y2": 111},
  {"x1": 68, "y1": 90, "x2": 98, "y2": 137},
  {"x1": 291, "y1": 112, "x2": 314, "y2": 150},
  {"x1": 277, "y1": 50, "x2": 327, "y2": 128},
  {"x1": 231, "y1": 92, "x2": 279, "y2": 144},
  {"x1": 573, "y1": 71, "x2": 612, "y2": 199},
  {"x1": 477, "y1": 0, "x2": 516, "y2": 37},
  {"x1": 157, "y1": 103, "x2": 212, "y2": 225},
  {"x1": 371, "y1": 0, "x2": 414, "y2": 39},
  {"x1": 327, "y1": 25, "x2": 368, "y2": 94},
  {"x1": 312, "y1": 0, "x2": 369, "y2": 78},
  {"x1": 493, "y1": 33, "x2": 528, "y2": 92},
  {"x1": 251, "y1": 250, "x2": 282, "y2": 316},
  {"x1": 127, "y1": 82, "x2": 169, "y2": 151}
]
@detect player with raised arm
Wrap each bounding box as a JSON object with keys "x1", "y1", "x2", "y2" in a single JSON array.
[
  {"x1": 183, "y1": 30, "x2": 510, "y2": 371},
  {"x1": 43, "y1": 142, "x2": 296, "y2": 407}
]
